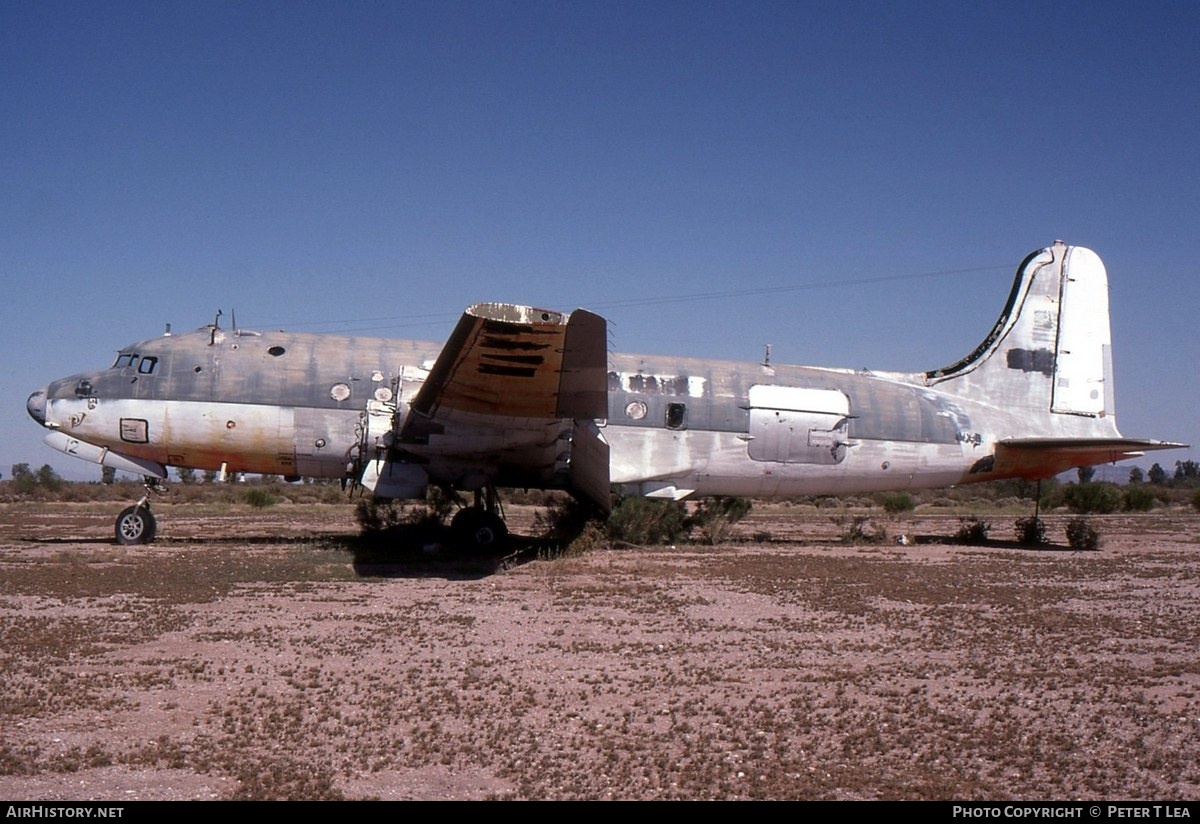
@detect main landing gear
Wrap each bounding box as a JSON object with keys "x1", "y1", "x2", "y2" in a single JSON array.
[
  {"x1": 114, "y1": 478, "x2": 166, "y2": 546},
  {"x1": 449, "y1": 486, "x2": 509, "y2": 551}
]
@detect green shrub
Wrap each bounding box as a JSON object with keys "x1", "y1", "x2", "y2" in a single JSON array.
[
  {"x1": 354, "y1": 487, "x2": 460, "y2": 536},
  {"x1": 1038, "y1": 482, "x2": 1065, "y2": 512},
  {"x1": 606, "y1": 497, "x2": 689, "y2": 545},
  {"x1": 881, "y1": 493, "x2": 915, "y2": 514},
  {"x1": 688, "y1": 496, "x2": 752, "y2": 545},
  {"x1": 1123, "y1": 486, "x2": 1157, "y2": 512},
  {"x1": 245, "y1": 489, "x2": 277, "y2": 508},
  {"x1": 9, "y1": 463, "x2": 59, "y2": 495},
  {"x1": 1014, "y1": 515, "x2": 1046, "y2": 546},
  {"x1": 354, "y1": 498, "x2": 418, "y2": 533},
  {"x1": 1062, "y1": 482, "x2": 1122, "y2": 514},
  {"x1": 1193, "y1": 490, "x2": 1200, "y2": 513},
  {"x1": 954, "y1": 518, "x2": 990, "y2": 545},
  {"x1": 534, "y1": 496, "x2": 608, "y2": 553},
  {"x1": 424, "y1": 486, "x2": 456, "y2": 520},
  {"x1": 538, "y1": 520, "x2": 608, "y2": 560},
  {"x1": 1065, "y1": 517, "x2": 1101, "y2": 551},
  {"x1": 838, "y1": 515, "x2": 888, "y2": 544},
  {"x1": 353, "y1": 497, "x2": 445, "y2": 545}
]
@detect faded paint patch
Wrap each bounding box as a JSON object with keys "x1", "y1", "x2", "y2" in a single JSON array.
[
  {"x1": 1006, "y1": 348, "x2": 1055, "y2": 375},
  {"x1": 609, "y1": 371, "x2": 706, "y2": 397}
]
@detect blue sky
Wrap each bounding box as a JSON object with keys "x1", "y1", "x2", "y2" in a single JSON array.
[{"x1": 3, "y1": 0, "x2": 1196, "y2": 480}]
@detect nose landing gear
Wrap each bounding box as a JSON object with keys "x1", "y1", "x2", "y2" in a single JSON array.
[
  {"x1": 115, "y1": 502, "x2": 156, "y2": 545},
  {"x1": 114, "y1": 478, "x2": 166, "y2": 545}
]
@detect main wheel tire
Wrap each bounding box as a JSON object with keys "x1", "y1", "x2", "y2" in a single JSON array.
[
  {"x1": 449, "y1": 507, "x2": 509, "y2": 551},
  {"x1": 115, "y1": 506, "x2": 157, "y2": 545}
]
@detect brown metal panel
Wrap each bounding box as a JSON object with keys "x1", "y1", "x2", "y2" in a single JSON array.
[{"x1": 409, "y1": 304, "x2": 569, "y2": 420}]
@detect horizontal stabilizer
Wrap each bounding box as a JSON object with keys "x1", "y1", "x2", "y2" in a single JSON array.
[{"x1": 993, "y1": 438, "x2": 1187, "y2": 480}]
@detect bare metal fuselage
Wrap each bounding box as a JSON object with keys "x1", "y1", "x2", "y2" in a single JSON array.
[
  {"x1": 27, "y1": 243, "x2": 1180, "y2": 506},
  {"x1": 25, "y1": 329, "x2": 1130, "y2": 499}
]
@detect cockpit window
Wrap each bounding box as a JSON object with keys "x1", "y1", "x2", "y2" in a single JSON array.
[{"x1": 112, "y1": 353, "x2": 159, "y2": 375}]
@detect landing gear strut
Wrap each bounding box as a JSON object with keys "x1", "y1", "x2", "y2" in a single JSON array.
[
  {"x1": 114, "y1": 478, "x2": 166, "y2": 546},
  {"x1": 450, "y1": 486, "x2": 509, "y2": 551}
]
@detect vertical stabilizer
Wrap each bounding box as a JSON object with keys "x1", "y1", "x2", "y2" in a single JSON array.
[{"x1": 924, "y1": 242, "x2": 1116, "y2": 426}]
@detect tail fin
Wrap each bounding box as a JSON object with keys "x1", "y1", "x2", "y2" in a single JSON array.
[
  {"x1": 927, "y1": 241, "x2": 1184, "y2": 478},
  {"x1": 925, "y1": 241, "x2": 1115, "y2": 424}
]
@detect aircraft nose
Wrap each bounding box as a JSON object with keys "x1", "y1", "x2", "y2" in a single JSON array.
[{"x1": 26, "y1": 387, "x2": 47, "y2": 426}]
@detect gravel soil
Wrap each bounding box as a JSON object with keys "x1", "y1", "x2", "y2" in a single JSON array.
[{"x1": 1, "y1": 501, "x2": 1198, "y2": 800}]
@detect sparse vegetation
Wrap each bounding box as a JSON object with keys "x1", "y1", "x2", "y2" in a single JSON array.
[
  {"x1": 1174, "y1": 459, "x2": 1200, "y2": 481},
  {"x1": 1014, "y1": 515, "x2": 1047, "y2": 546},
  {"x1": 245, "y1": 488, "x2": 277, "y2": 508},
  {"x1": 533, "y1": 495, "x2": 608, "y2": 557},
  {"x1": 838, "y1": 514, "x2": 888, "y2": 544},
  {"x1": 353, "y1": 496, "x2": 442, "y2": 541},
  {"x1": 8, "y1": 463, "x2": 63, "y2": 495},
  {"x1": 1065, "y1": 517, "x2": 1102, "y2": 551},
  {"x1": 1122, "y1": 486, "x2": 1157, "y2": 512},
  {"x1": 954, "y1": 517, "x2": 990, "y2": 544},
  {"x1": 605, "y1": 496, "x2": 689, "y2": 545},
  {"x1": 1, "y1": 502, "x2": 1198, "y2": 800},
  {"x1": 1148, "y1": 463, "x2": 1168, "y2": 484},
  {"x1": 1062, "y1": 482, "x2": 1122, "y2": 514},
  {"x1": 542, "y1": 520, "x2": 608, "y2": 559},
  {"x1": 227, "y1": 756, "x2": 345, "y2": 801},
  {"x1": 688, "y1": 496, "x2": 751, "y2": 545},
  {"x1": 880, "y1": 493, "x2": 915, "y2": 514}
]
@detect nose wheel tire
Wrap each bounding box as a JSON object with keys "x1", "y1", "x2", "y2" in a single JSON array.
[
  {"x1": 450, "y1": 507, "x2": 509, "y2": 552},
  {"x1": 115, "y1": 506, "x2": 157, "y2": 545}
]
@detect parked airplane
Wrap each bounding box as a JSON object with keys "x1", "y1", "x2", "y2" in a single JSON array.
[{"x1": 26, "y1": 241, "x2": 1183, "y2": 546}]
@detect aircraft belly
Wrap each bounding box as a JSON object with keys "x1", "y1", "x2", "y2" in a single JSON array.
[{"x1": 608, "y1": 424, "x2": 971, "y2": 497}]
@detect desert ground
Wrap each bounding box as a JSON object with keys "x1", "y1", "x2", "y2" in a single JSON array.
[{"x1": 1, "y1": 500, "x2": 1198, "y2": 800}]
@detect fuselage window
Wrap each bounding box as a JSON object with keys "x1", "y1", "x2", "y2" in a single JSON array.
[
  {"x1": 136, "y1": 356, "x2": 158, "y2": 375},
  {"x1": 666, "y1": 402, "x2": 687, "y2": 430},
  {"x1": 113, "y1": 353, "x2": 137, "y2": 370}
]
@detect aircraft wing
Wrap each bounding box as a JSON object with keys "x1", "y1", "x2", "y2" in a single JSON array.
[
  {"x1": 397, "y1": 303, "x2": 611, "y2": 509},
  {"x1": 992, "y1": 437, "x2": 1188, "y2": 480},
  {"x1": 407, "y1": 303, "x2": 607, "y2": 421}
]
